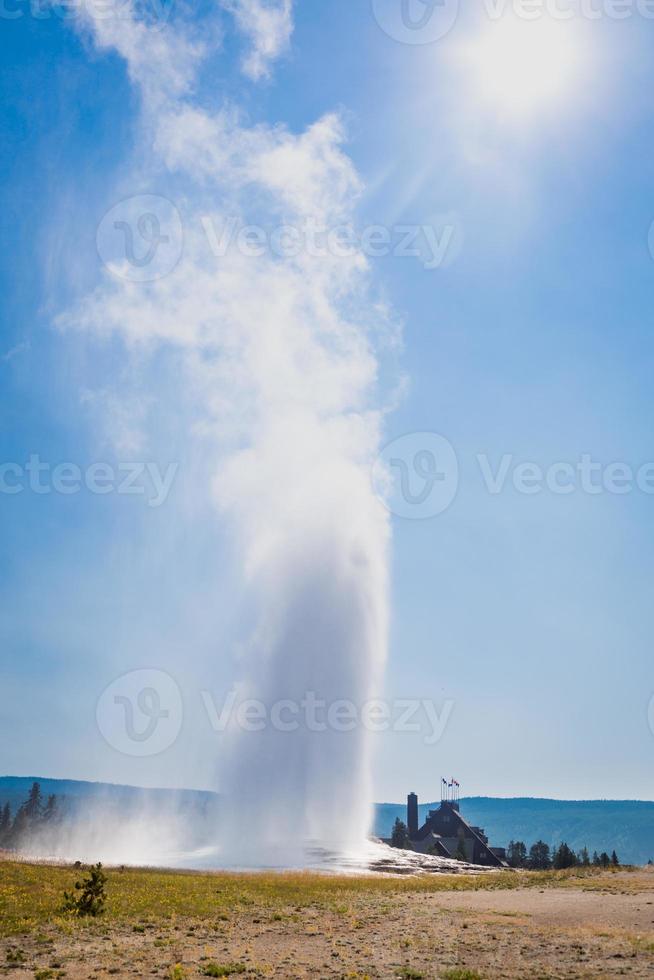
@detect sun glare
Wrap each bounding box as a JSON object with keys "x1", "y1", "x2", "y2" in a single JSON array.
[{"x1": 459, "y1": 16, "x2": 584, "y2": 120}]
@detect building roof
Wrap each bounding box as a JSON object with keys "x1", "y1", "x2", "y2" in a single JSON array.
[{"x1": 411, "y1": 801, "x2": 505, "y2": 867}]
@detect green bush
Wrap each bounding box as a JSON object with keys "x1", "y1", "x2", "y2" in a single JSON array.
[
  {"x1": 62, "y1": 862, "x2": 107, "y2": 917},
  {"x1": 6, "y1": 947, "x2": 26, "y2": 964},
  {"x1": 201, "y1": 964, "x2": 246, "y2": 978}
]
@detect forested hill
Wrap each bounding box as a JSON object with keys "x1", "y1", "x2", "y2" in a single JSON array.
[
  {"x1": 2, "y1": 778, "x2": 653, "y2": 865},
  {"x1": 0, "y1": 776, "x2": 216, "y2": 810}
]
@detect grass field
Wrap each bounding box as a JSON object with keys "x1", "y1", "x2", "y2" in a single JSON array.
[{"x1": 1, "y1": 857, "x2": 653, "y2": 978}]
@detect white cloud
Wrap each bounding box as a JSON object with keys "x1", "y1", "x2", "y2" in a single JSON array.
[
  {"x1": 1, "y1": 341, "x2": 29, "y2": 363},
  {"x1": 222, "y1": 0, "x2": 294, "y2": 80},
  {"x1": 77, "y1": 0, "x2": 206, "y2": 103}
]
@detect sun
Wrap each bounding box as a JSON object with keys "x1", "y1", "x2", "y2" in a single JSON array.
[{"x1": 457, "y1": 15, "x2": 585, "y2": 120}]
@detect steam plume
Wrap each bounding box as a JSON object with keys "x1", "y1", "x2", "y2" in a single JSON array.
[{"x1": 60, "y1": 0, "x2": 393, "y2": 863}]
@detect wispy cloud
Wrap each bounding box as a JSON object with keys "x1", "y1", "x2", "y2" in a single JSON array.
[
  {"x1": 222, "y1": 0, "x2": 294, "y2": 80},
  {"x1": 1, "y1": 341, "x2": 29, "y2": 364}
]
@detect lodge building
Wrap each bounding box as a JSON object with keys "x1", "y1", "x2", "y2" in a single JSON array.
[{"x1": 405, "y1": 784, "x2": 507, "y2": 867}]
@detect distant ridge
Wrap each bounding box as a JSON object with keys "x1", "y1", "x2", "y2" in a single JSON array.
[
  {"x1": 0, "y1": 776, "x2": 215, "y2": 808},
  {"x1": 2, "y1": 778, "x2": 653, "y2": 865}
]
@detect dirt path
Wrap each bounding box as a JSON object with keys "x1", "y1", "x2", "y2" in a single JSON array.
[{"x1": 431, "y1": 881, "x2": 654, "y2": 929}]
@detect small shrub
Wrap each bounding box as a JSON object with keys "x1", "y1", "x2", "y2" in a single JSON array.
[
  {"x1": 170, "y1": 966, "x2": 187, "y2": 980},
  {"x1": 62, "y1": 862, "x2": 107, "y2": 917},
  {"x1": 201, "y1": 964, "x2": 247, "y2": 978},
  {"x1": 6, "y1": 947, "x2": 26, "y2": 964}
]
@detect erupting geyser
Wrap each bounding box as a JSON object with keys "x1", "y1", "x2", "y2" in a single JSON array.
[{"x1": 59, "y1": 0, "x2": 394, "y2": 865}]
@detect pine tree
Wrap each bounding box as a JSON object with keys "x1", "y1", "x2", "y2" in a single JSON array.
[
  {"x1": 579, "y1": 846, "x2": 590, "y2": 867},
  {"x1": 507, "y1": 840, "x2": 527, "y2": 868},
  {"x1": 390, "y1": 818, "x2": 411, "y2": 850},
  {"x1": 592, "y1": 851, "x2": 600, "y2": 866},
  {"x1": 553, "y1": 842, "x2": 577, "y2": 870},
  {"x1": 62, "y1": 864, "x2": 107, "y2": 917},
  {"x1": 23, "y1": 783, "x2": 43, "y2": 822},
  {"x1": 529, "y1": 841, "x2": 552, "y2": 870},
  {"x1": 0, "y1": 803, "x2": 11, "y2": 845},
  {"x1": 611, "y1": 850, "x2": 619, "y2": 867},
  {"x1": 8, "y1": 783, "x2": 45, "y2": 849},
  {"x1": 600, "y1": 851, "x2": 610, "y2": 868},
  {"x1": 42, "y1": 795, "x2": 58, "y2": 824},
  {"x1": 9, "y1": 806, "x2": 29, "y2": 847}
]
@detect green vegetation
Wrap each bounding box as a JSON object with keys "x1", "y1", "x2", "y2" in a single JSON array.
[
  {"x1": 62, "y1": 862, "x2": 107, "y2": 917},
  {"x1": 201, "y1": 963, "x2": 246, "y2": 977},
  {"x1": 507, "y1": 838, "x2": 620, "y2": 870},
  {"x1": 0, "y1": 857, "x2": 638, "y2": 939},
  {"x1": 0, "y1": 782, "x2": 60, "y2": 851},
  {"x1": 390, "y1": 818, "x2": 411, "y2": 849},
  {"x1": 0, "y1": 858, "x2": 648, "y2": 979},
  {"x1": 5, "y1": 946, "x2": 26, "y2": 963}
]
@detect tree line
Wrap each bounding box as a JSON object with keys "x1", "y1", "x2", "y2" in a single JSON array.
[
  {"x1": 507, "y1": 839, "x2": 620, "y2": 870},
  {"x1": 389, "y1": 819, "x2": 622, "y2": 869},
  {"x1": 0, "y1": 782, "x2": 60, "y2": 850}
]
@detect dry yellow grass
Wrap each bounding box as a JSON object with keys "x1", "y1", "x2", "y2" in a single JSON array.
[
  {"x1": 1, "y1": 858, "x2": 653, "y2": 978},
  {"x1": 0, "y1": 857, "x2": 643, "y2": 937}
]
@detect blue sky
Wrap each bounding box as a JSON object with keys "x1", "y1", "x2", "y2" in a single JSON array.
[{"x1": 1, "y1": 0, "x2": 654, "y2": 804}]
